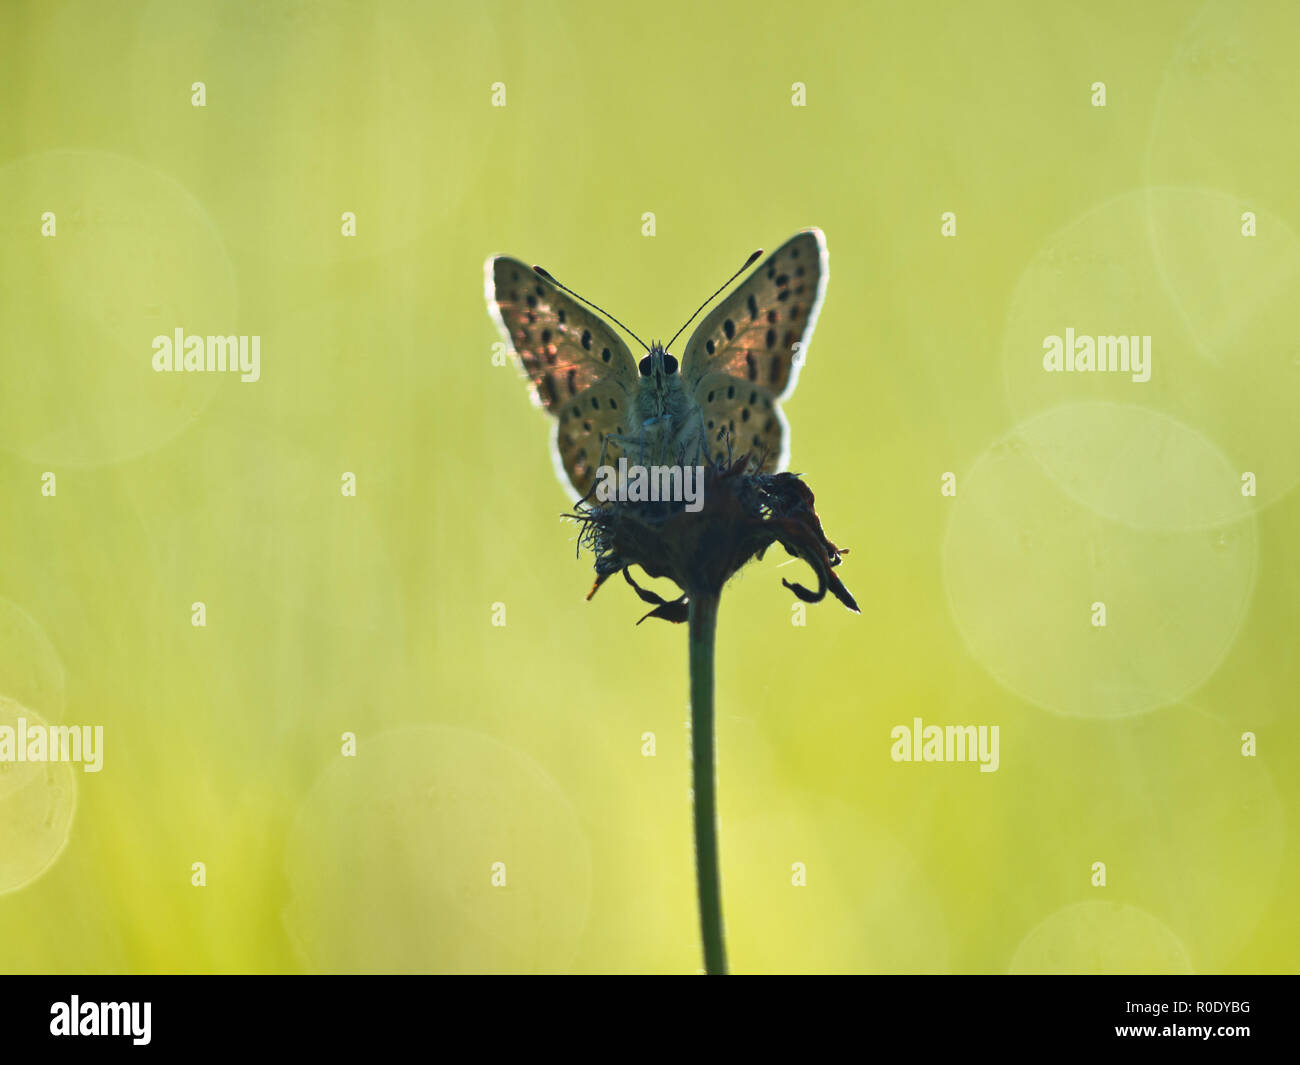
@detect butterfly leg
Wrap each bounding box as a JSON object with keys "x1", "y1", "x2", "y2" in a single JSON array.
[
  {"x1": 687, "y1": 404, "x2": 708, "y2": 467},
  {"x1": 596, "y1": 431, "x2": 624, "y2": 472},
  {"x1": 634, "y1": 416, "x2": 674, "y2": 467},
  {"x1": 603, "y1": 419, "x2": 678, "y2": 469},
  {"x1": 597, "y1": 429, "x2": 658, "y2": 473},
  {"x1": 669, "y1": 407, "x2": 705, "y2": 469}
]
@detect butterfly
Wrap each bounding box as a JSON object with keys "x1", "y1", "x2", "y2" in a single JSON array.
[{"x1": 484, "y1": 228, "x2": 828, "y2": 500}]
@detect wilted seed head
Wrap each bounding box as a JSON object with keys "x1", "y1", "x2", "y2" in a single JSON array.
[{"x1": 567, "y1": 458, "x2": 858, "y2": 624}]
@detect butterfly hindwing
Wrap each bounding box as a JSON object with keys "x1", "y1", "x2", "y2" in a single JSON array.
[
  {"x1": 693, "y1": 371, "x2": 787, "y2": 470},
  {"x1": 681, "y1": 229, "x2": 827, "y2": 469},
  {"x1": 552, "y1": 381, "x2": 632, "y2": 499},
  {"x1": 485, "y1": 255, "x2": 639, "y2": 496}
]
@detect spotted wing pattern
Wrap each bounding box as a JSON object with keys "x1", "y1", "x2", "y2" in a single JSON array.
[
  {"x1": 681, "y1": 229, "x2": 828, "y2": 471},
  {"x1": 693, "y1": 370, "x2": 787, "y2": 469},
  {"x1": 486, "y1": 256, "x2": 639, "y2": 496}
]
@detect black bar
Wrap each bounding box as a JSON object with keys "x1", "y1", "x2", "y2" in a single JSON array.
[{"x1": 0, "y1": 975, "x2": 1292, "y2": 1050}]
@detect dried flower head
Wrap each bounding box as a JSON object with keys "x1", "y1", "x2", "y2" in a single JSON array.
[{"x1": 569, "y1": 457, "x2": 858, "y2": 624}]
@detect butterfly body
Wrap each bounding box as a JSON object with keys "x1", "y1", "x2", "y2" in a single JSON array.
[
  {"x1": 485, "y1": 229, "x2": 828, "y2": 500},
  {"x1": 617, "y1": 343, "x2": 703, "y2": 469}
]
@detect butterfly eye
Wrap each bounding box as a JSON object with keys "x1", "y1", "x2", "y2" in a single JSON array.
[
  {"x1": 663, "y1": 353, "x2": 678, "y2": 375},
  {"x1": 638, "y1": 355, "x2": 653, "y2": 376}
]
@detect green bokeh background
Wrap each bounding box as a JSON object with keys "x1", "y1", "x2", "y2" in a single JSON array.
[{"x1": 0, "y1": 0, "x2": 1296, "y2": 973}]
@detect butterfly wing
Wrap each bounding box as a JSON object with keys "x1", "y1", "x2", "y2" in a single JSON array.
[
  {"x1": 485, "y1": 255, "x2": 639, "y2": 498},
  {"x1": 681, "y1": 228, "x2": 828, "y2": 471},
  {"x1": 550, "y1": 380, "x2": 635, "y2": 499},
  {"x1": 694, "y1": 371, "x2": 789, "y2": 469}
]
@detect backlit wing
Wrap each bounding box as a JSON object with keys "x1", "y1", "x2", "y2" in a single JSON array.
[
  {"x1": 552, "y1": 381, "x2": 633, "y2": 499},
  {"x1": 693, "y1": 371, "x2": 788, "y2": 471},
  {"x1": 485, "y1": 255, "x2": 638, "y2": 497},
  {"x1": 680, "y1": 229, "x2": 828, "y2": 471}
]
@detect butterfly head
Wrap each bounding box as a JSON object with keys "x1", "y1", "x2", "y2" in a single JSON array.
[{"x1": 637, "y1": 342, "x2": 679, "y2": 381}]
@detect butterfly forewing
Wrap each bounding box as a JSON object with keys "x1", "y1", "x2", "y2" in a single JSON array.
[
  {"x1": 681, "y1": 229, "x2": 827, "y2": 471},
  {"x1": 486, "y1": 255, "x2": 638, "y2": 496}
]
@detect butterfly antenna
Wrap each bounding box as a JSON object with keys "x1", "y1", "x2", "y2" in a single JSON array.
[
  {"x1": 532, "y1": 265, "x2": 650, "y2": 352},
  {"x1": 666, "y1": 248, "x2": 763, "y2": 350}
]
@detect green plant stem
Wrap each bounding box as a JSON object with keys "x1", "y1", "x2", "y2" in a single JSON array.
[{"x1": 688, "y1": 589, "x2": 727, "y2": 975}]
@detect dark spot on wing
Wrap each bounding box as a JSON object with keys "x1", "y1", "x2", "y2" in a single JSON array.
[{"x1": 724, "y1": 319, "x2": 735, "y2": 340}]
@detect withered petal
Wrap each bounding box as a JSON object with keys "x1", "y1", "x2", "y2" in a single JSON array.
[
  {"x1": 636, "y1": 600, "x2": 691, "y2": 625},
  {"x1": 586, "y1": 569, "x2": 616, "y2": 601},
  {"x1": 623, "y1": 567, "x2": 689, "y2": 624},
  {"x1": 770, "y1": 516, "x2": 861, "y2": 614}
]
